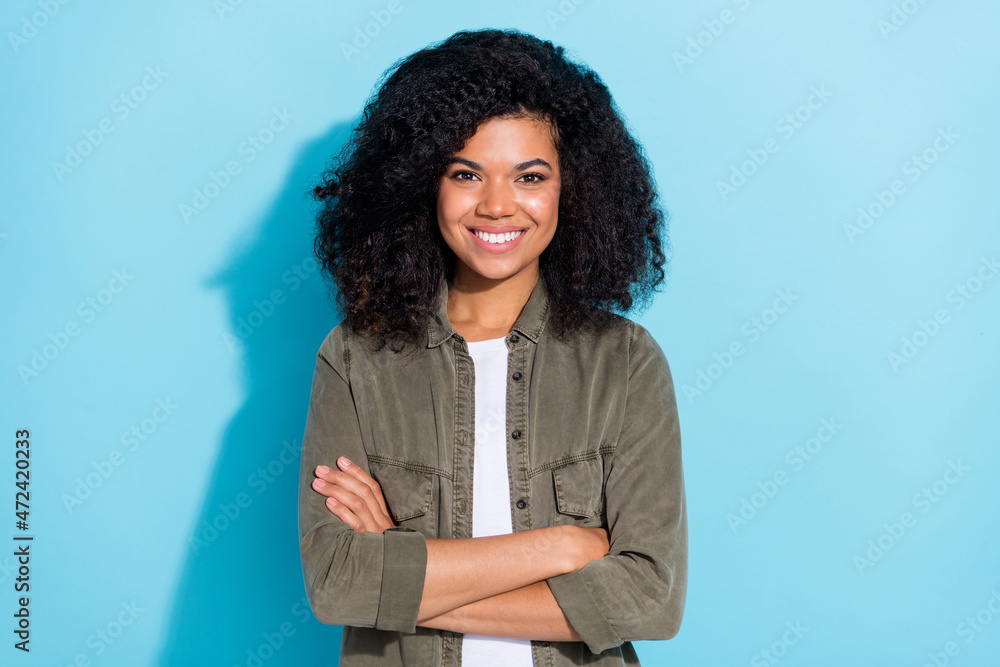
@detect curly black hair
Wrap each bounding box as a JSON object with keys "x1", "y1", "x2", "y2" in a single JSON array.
[{"x1": 312, "y1": 28, "x2": 669, "y2": 353}]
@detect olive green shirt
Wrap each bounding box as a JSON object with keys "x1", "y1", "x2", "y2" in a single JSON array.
[{"x1": 297, "y1": 276, "x2": 687, "y2": 666}]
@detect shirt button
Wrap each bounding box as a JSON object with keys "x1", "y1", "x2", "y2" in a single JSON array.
[
  {"x1": 456, "y1": 499, "x2": 467, "y2": 515},
  {"x1": 462, "y1": 432, "x2": 468, "y2": 444},
  {"x1": 515, "y1": 499, "x2": 527, "y2": 510},
  {"x1": 511, "y1": 430, "x2": 521, "y2": 439},
  {"x1": 510, "y1": 334, "x2": 520, "y2": 344},
  {"x1": 459, "y1": 373, "x2": 469, "y2": 385},
  {"x1": 512, "y1": 371, "x2": 522, "y2": 381}
]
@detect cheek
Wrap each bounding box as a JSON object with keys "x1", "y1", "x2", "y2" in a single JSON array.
[
  {"x1": 522, "y1": 188, "x2": 560, "y2": 225},
  {"x1": 437, "y1": 186, "x2": 474, "y2": 232}
]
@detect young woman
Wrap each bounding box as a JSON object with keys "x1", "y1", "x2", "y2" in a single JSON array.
[{"x1": 298, "y1": 28, "x2": 686, "y2": 666}]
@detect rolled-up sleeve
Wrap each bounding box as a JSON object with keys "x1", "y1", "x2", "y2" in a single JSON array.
[
  {"x1": 297, "y1": 327, "x2": 428, "y2": 633},
  {"x1": 546, "y1": 322, "x2": 687, "y2": 654}
]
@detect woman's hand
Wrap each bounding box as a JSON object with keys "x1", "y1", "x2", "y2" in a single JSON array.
[{"x1": 312, "y1": 457, "x2": 397, "y2": 534}]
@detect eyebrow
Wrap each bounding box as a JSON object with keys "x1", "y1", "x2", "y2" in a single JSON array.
[{"x1": 446, "y1": 157, "x2": 553, "y2": 172}]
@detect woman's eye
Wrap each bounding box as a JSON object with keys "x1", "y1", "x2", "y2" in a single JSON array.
[{"x1": 449, "y1": 171, "x2": 546, "y2": 183}]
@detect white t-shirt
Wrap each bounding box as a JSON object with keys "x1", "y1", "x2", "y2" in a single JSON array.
[{"x1": 461, "y1": 336, "x2": 534, "y2": 666}]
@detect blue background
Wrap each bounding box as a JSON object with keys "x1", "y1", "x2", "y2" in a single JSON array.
[{"x1": 3, "y1": 1, "x2": 999, "y2": 665}]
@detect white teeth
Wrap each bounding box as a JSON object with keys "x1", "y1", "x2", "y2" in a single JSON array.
[{"x1": 475, "y1": 229, "x2": 523, "y2": 244}]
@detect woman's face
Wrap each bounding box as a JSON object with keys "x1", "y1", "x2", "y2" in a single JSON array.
[{"x1": 437, "y1": 115, "x2": 561, "y2": 285}]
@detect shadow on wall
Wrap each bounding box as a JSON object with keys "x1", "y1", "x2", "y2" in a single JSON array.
[{"x1": 158, "y1": 120, "x2": 355, "y2": 665}]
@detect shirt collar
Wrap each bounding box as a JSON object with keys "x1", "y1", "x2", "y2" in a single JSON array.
[{"x1": 426, "y1": 275, "x2": 551, "y2": 348}]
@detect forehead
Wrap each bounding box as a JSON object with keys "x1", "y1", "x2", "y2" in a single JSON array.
[{"x1": 458, "y1": 115, "x2": 559, "y2": 156}]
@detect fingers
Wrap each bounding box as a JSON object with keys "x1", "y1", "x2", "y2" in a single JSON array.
[
  {"x1": 323, "y1": 496, "x2": 366, "y2": 532},
  {"x1": 312, "y1": 474, "x2": 382, "y2": 532},
  {"x1": 312, "y1": 460, "x2": 394, "y2": 533},
  {"x1": 334, "y1": 457, "x2": 390, "y2": 518},
  {"x1": 314, "y1": 461, "x2": 381, "y2": 510}
]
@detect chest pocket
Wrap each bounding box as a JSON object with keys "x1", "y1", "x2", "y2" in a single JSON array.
[
  {"x1": 368, "y1": 459, "x2": 435, "y2": 530},
  {"x1": 552, "y1": 456, "x2": 606, "y2": 522}
]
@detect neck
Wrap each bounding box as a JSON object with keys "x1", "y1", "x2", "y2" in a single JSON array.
[{"x1": 446, "y1": 265, "x2": 539, "y2": 337}]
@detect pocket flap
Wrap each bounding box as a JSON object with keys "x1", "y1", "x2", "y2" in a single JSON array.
[
  {"x1": 368, "y1": 461, "x2": 433, "y2": 522},
  {"x1": 552, "y1": 457, "x2": 605, "y2": 519}
]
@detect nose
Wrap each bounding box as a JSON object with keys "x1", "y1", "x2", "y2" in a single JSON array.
[{"x1": 476, "y1": 179, "x2": 517, "y2": 219}]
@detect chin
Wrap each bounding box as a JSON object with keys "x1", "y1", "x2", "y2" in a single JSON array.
[
  {"x1": 473, "y1": 267, "x2": 518, "y2": 281},
  {"x1": 460, "y1": 260, "x2": 522, "y2": 281}
]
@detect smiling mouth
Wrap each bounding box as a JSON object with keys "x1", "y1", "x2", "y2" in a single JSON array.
[{"x1": 468, "y1": 228, "x2": 526, "y2": 244}]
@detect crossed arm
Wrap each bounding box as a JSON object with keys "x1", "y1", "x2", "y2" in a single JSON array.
[
  {"x1": 310, "y1": 456, "x2": 610, "y2": 640},
  {"x1": 300, "y1": 325, "x2": 686, "y2": 651}
]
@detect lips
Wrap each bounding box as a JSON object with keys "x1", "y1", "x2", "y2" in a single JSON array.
[
  {"x1": 468, "y1": 226, "x2": 525, "y2": 234},
  {"x1": 467, "y1": 226, "x2": 527, "y2": 252}
]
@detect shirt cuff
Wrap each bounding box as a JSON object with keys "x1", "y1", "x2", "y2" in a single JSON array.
[
  {"x1": 546, "y1": 567, "x2": 623, "y2": 654},
  {"x1": 374, "y1": 527, "x2": 428, "y2": 633}
]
